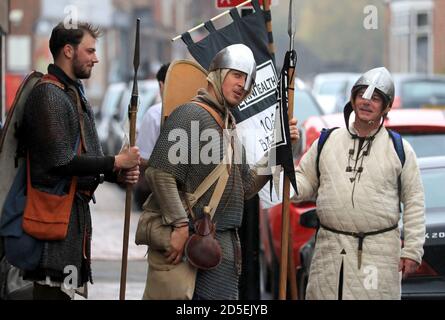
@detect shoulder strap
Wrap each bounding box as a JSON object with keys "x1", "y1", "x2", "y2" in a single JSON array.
[
  {"x1": 69, "y1": 86, "x2": 88, "y2": 153},
  {"x1": 184, "y1": 128, "x2": 233, "y2": 221},
  {"x1": 36, "y1": 74, "x2": 65, "y2": 90},
  {"x1": 387, "y1": 129, "x2": 405, "y2": 167},
  {"x1": 185, "y1": 141, "x2": 233, "y2": 219},
  {"x1": 387, "y1": 129, "x2": 405, "y2": 213},
  {"x1": 316, "y1": 127, "x2": 339, "y2": 180},
  {"x1": 205, "y1": 164, "x2": 230, "y2": 220},
  {"x1": 193, "y1": 101, "x2": 225, "y2": 129},
  {"x1": 186, "y1": 164, "x2": 230, "y2": 221}
]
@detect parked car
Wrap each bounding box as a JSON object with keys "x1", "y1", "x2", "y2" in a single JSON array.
[
  {"x1": 335, "y1": 73, "x2": 445, "y2": 113},
  {"x1": 104, "y1": 80, "x2": 160, "y2": 155},
  {"x1": 299, "y1": 156, "x2": 445, "y2": 299},
  {"x1": 401, "y1": 156, "x2": 445, "y2": 299},
  {"x1": 261, "y1": 108, "x2": 445, "y2": 299},
  {"x1": 392, "y1": 74, "x2": 445, "y2": 110},
  {"x1": 96, "y1": 82, "x2": 127, "y2": 154},
  {"x1": 311, "y1": 73, "x2": 360, "y2": 115}
]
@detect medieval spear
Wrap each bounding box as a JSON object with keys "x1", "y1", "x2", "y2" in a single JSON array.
[
  {"x1": 278, "y1": 0, "x2": 298, "y2": 300},
  {"x1": 119, "y1": 18, "x2": 140, "y2": 300},
  {"x1": 262, "y1": 0, "x2": 298, "y2": 300}
]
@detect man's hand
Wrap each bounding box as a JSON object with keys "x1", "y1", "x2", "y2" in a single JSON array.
[
  {"x1": 114, "y1": 146, "x2": 140, "y2": 170},
  {"x1": 399, "y1": 258, "x2": 419, "y2": 279},
  {"x1": 289, "y1": 118, "x2": 299, "y2": 144},
  {"x1": 165, "y1": 225, "x2": 189, "y2": 265},
  {"x1": 117, "y1": 166, "x2": 140, "y2": 185}
]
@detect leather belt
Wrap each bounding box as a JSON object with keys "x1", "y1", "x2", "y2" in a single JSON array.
[{"x1": 320, "y1": 223, "x2": 399, "y2": 269}]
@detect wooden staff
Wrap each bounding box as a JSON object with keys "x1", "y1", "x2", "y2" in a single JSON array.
[
  {"x1": 278, "y1": 0, "x2": 298, "y2": 301},
  {"x1": 119, "y1": 19, "x2": 140, "y2": 300}
]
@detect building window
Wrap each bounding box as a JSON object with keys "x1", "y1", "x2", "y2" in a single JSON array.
[
  {"x1": 390, "y1": 0, "x2": 433, "y2": 73},
  {"x1": 417, "y1": 12, "x2": 428, "y2": 27}
]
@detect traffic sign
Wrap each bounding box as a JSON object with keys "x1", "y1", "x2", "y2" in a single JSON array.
[{"x1": 216, "y1": 0, "x2": 273, "y2": 8}]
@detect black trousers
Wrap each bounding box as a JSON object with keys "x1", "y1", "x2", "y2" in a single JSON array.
[{"x1": 33, "y1": 283, "x2": 71, "y2": 300}]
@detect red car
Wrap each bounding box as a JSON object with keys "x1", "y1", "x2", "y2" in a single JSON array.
[{"x1": 261, "y1": 108, "x2": 445, "y2": 298}]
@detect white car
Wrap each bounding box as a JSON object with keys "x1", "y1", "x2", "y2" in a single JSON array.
[{"x1": 312, "y1": 72, "x2": 360, "y2": 114}]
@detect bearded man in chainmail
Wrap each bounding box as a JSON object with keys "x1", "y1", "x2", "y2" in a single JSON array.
[
  {"x1": 22, "y1": 22, "x2": 140, "y2": 300},
  {"x1": 292, "y1": 67, "x2": 425, "y2": 300},
  {"x1": 144, "y1": 44, "x2": 298, "y2": 300}
]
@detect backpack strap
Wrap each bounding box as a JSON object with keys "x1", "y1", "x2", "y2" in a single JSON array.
[
  {"x1": 316, "y1": 127, "x2": 339, "y2": 180},
  {"x1": 387, "y1": 129, "x2": 405, "y2": 213},
  {"x1": 387, "y1": 129, "x2": 405, "y2": 167}
]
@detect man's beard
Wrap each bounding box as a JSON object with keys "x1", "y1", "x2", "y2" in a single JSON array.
[{"x1": 73, "y1": 54, "x2": 92, "y2": 79}]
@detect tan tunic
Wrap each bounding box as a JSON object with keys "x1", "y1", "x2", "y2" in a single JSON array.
[{"x1": 292, "y1": 126, "x2": 425, "y2": 300}]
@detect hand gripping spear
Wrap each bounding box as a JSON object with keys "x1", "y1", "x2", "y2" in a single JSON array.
[
  {"x1": 278, "y1": 0, "x2": 298, "y2": 300},
  {"x1": 119, "y1": 18, "x2": 140, "y2": 300}
]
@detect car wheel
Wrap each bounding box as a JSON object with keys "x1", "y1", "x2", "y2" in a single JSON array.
[{"x1": 297, "y1": 267, "x2": 308, "y2": 300}]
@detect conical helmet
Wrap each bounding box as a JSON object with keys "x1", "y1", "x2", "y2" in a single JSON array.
[
  {"x1": 208, "y1": 44, "x2": 256, "y2": 92},
  {"x1": 351, "y1": 67, "x2": 395, "y2": 108}
]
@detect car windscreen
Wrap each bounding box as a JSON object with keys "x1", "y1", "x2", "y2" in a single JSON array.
[
  {"x1": 294, "y1": 90, "x2": 324, "y2": 125},
  {"x1": 421, "y1": 167, "x2": 445, "y2": 210},
  {"x1": 403, "y1": 134, "x2": 445, "y2": 157},
  {"x1": 318, "y1": 81, "x2": 345, "y2": 96},
  {"x1": 401, "y1": 80, "x2": 445, "y2": 108}
]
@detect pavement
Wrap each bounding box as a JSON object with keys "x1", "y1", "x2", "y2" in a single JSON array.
[{"x1": 76, "y1": 182, "x2": 148, "y2": 300}]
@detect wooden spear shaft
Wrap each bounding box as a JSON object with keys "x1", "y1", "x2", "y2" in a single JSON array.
[
  {"x1": 278, "y1": 72, "x2": 294, "y2": 300},
  {"x1": 119, "y1": 19, "x2": 140, "y2": 300},
  {"x1": 278, "y1": 0, "x2": 298, "y2": 301},
  {"x1": 262, "y1": 0, "x2": 299, "y2": 300}
]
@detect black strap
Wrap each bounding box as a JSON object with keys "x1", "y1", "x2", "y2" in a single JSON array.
[
  {"x1": 320, "y1": 223, "x2": 398, "y2": 239},
  {"x1": 263, "y1": 10, "x2": 272, "y2": 22},
  {"x1": 316, "y1": 127, "x2": 339, "y2": 180},
  {"x1": 181, "y1": 32, "x2": 194, "y2": 46},
  {"x1": 321, "y1": 222, "x2": 398, "y2": 270},
  {"x1": 320, "y1": 223, "x2": 398, "y2": 255},
  {"x1": 204, "y1": 21, "x2": 217, "y2": 33},
  {"x1": 69, "y1": 85, "x2": 88, "y2": 153},
  {"x1": 229, "y1": 7, "x2": 241, "y2": 21},
  {"x1": 251, "y1": 0, "x2": 262, "y2": 12}
]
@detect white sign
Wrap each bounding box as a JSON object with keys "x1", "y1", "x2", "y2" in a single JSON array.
[{"x1": 7, "y1": 36, "x2": 31, "y2": 72}]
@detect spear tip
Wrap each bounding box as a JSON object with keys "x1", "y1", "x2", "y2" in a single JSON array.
[
  {"x1": 133, "y1": 19, "x2": 140, "y2": 71},
  {"x1": 287, "y1": 0, "x2": 296, "y2": 37}
]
